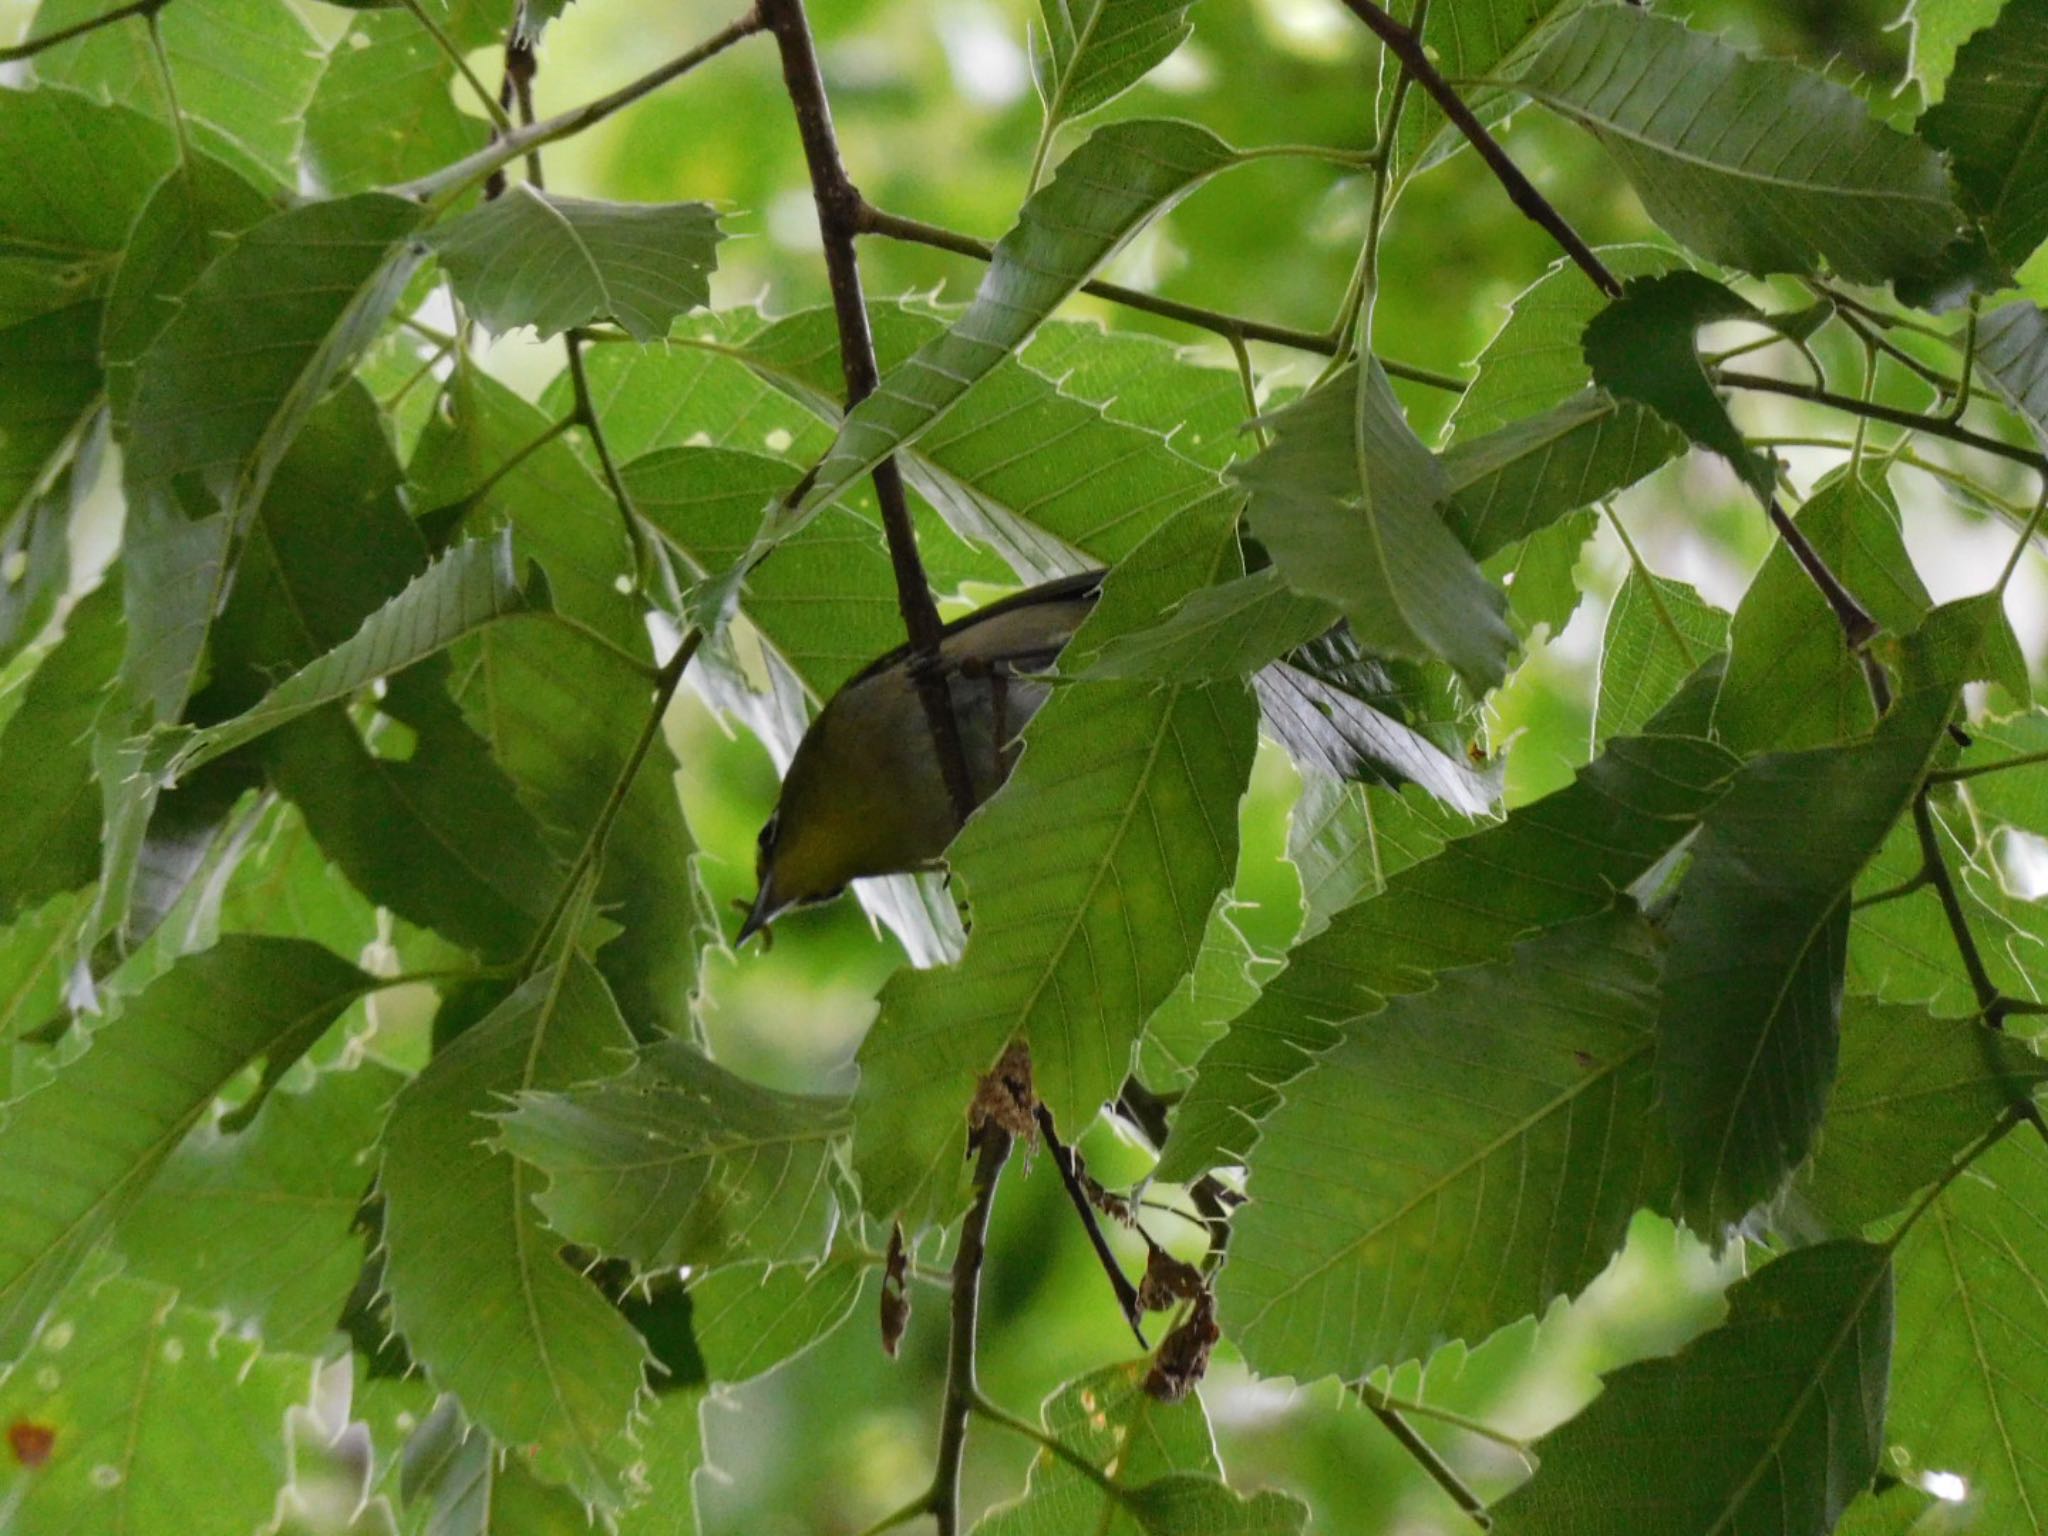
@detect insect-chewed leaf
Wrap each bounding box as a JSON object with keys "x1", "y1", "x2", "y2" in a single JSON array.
[
  {"x1": 1491, "y1": 1241, "x2": 1892, "y2": 1536},
  {"x1": 0, "y1": 936, "x2": 370, "y2": 1360},
  {"x1": 499, "y1": 1040, "x2": 851, "y2": 1274},
  {"x1": 1222, "y1": 910, "x2": 1674, "y2": 1384},
  {"x1": 1156, "y1": 719, "x2": 1739, "y2": 1184},
  {"x1": 1236, "y1": 360, "x2": 1513, "y2": 692},
  {"x1": 1920, "y1": 0, "x2": 2048, "y2": 273},
  {"x1": 379, "y1": 951, "x2": 650, "y2": 1509},
  {"x1": 1658, "y1": 597, "x2": 2022, "y2": 1236},
  {"x1": 1509, "y1": 6, "x2": 1964, "y2": 286},
  {"x1": 0, "y1": 1275, "x2": 314, "y2": 1534},
  {"x1": 430, "y1": 186, "x2": 722, "y2": 342}
]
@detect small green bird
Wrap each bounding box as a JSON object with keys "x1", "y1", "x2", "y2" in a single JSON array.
[{"x1": 736, "y1": 570, "x2": 1105, "y2": 944}]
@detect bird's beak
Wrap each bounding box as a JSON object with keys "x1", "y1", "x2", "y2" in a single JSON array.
[{"x1": 735, "y1": 878, "x2": 779, "y2": 948}]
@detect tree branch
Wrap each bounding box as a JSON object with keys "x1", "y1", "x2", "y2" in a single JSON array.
[
  {"x1": 1718, "y1": 370, "x2": 2048, "y2": 476},
  {"x1": 1034, "y1": 1105, "x2": 1147, "y2": 1347},
  {"x1": 1366, "y1": 1399, "x2": 1493, "y2": 1529},
  {"x1": 761, "y1": 0, "x2": 978, "y2": 828},
  {"x1": 1912, "y1": 794, "x2": 2009, "y2": 1029},
  {"x1": 856, "y1": 201, "x2": 1469, "y2": 392},
  {"x1": 0, "y1": 0, "x2": 167, "y2": 62},
  {"x1": 930, "y1": 1125, "x2": 1015, "y2": 1536},
  {"x1": 1334, "y1": 0, "x2": 1619, "y2": 299}
]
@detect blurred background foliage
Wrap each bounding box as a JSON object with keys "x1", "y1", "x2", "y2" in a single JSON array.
[{"x1": 5, "y1": 0, "x2": 2044, "y2": 1529}]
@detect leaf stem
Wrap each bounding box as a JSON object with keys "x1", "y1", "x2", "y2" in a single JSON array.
[
  {"x1": 1599, "y1": 500, "x2": 1697, "y2": 667},
  {"x1": 930, "y1": 1125, "x2": 1015, "y2": 1536},
  {"x1": 854, "y1": 200, "x2": 1467, "y2": 390},
  {"x1": 1912, "y1": 793, "x2": 2005, "y2": 1027},
  {"x1": 142, "y1": 9, "x2": 191, "y2": 166},
  {"x1": 1034, "y1": 1104, "x2": 1148, "y2": 1347},
  {"x1": 763, "y1": 0, "x2": 978, "y2": 828},
  {"x1": 967, "y1": 1387, "x2": 1122, "y2": 1495},
  {"x1": 1366, "y1": 1399, "x2": 1494, "y2": 1529},
  {"x1": 1356, "y1": 1386, "x2": 1533, "y2": 1459},
  {"x1": 1717, "y1": 370, "x2": 2048, "y2": 476},
  {"x1": 1930, "y1": 748, "x2": 2048, "y2": 786},
  {"x1": 0, "y1": 0, "x2": 168, "y2": 62},
  {"x1": 397, "y1": 0, "x2": 513, "y2": 135},
  {"x1": 390, "y1": 9, "x2": 766, "y2": 206},
  {"x1": 1334, "y1": 0, "x2": 1620, "y2": 299}
]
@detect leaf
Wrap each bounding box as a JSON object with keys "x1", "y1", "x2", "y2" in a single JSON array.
[
  {"x1": 28, "y1": 0, "x2": 325, "y2": 189},
  {"x1": 1491, "y1": 1240, "x2": 1892, "y2": 1536},
  {"x1": 773, "y1": 120, "x2": 1238, "y2": 540},
  {"x1": 1156, "y1": 723, "x2": 1738, "y2": 1184},
  {"x1": 854, "y1": 507, "x2": 1259, "y2": 1227},
  {"x1": 1714, "y1": 469, "x2": 1931, "y2": 755},
  {"x1": 170, "y1": 532, "x2": 540, "y2": 782},
  {"x1": 1788, "y1": 1000, "x2": 2046, "y2": 1237},
  {"x1": 0, "y1": 936, "x2": 368, "y2": 1360},
  {"x1": 379, "y1": 951, "x2": 651, "y2": 1508},
  {"x1": 430, "y1": 187, "x2": 722, "y2": 342},
  {"x1": 1134, "y1": 899, "x2": 1274, "y2": 1096},
  {"x1": 1883, "y1": 1122, "x2": 2048, "y2": 1532},
  {"x1": 1397, "y1": 0, "x2": 1591, "y2": 174},
  {"x1": 1507, "y1": 6, "x2": 1964, "y2": 286},
  {"x1": 0, "y1": 478, "x2": 72, "y2": 670},
  {"x1": 1657, "y1": 600, "x2": 2009, "y2": 1234},
  {"x1": 303, "y1": 0, "x2": 515, "y2": 194},
  {"x1": 1235, "y1": 360, "x2": 1513, "y2": 692},
  {"x1": 1594, "y1": 568, "x2": 1727, "y2": 744},
  {"x1": 1582, "y1": 271, "x2": 1774, "y2": 501},
  {"x1": 1286, "y1": 777, "x2": 1461, "y2": 943},
  {"x1": 0, "y1": 576, "x2": 123, "y2": 926},
  {"x1": 398, "y1": 1392, "x2": 598, "y2": 1536},
  {"x1": 687, "y1": 1254, "x2": 868, "y2": 1384},
  {"x1": 1221, "y1": 911, "x2": 1674, "y2": 1383},
  {"x1": 115, "y1": 1061, "x2": 398, "y2": 1356},
  {"x1": 1920, "y1": 0, "x2": 2048, "y2": 271},
  {"x1": 1906, "y1": 0, "x2": 2008, "y2": 104},
  {"x1": 1443, "y1": 390, "x2": 1686, "y2": 564},
  {"x1": 0, "y1": 85, "x2": 175, "y2": 330},
  {"x1": 1082, "y1": 569, "x2": 1338, "y2": 682},
  {"x1": 1978, "y1": 299, "x2": 2048, "y2": 443},
  {"x1": 0, "y1": 1274, "x2": 314, "y2": 1533},
  {"x1": 974, "y1": 1360, "x2": 1304, "y2": 1536},
  {"x1": 499, "y1": 1039, "x2": 850, "y2": 1274},
  {"x1": 0, "y1": 304, "x2": 103, "y2": 529},
  {"x1": 1033, "y1": 0, "x2": 1199, "y2": 136}
]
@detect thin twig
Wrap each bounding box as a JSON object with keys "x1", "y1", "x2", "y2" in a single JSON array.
[
  {"x1": 390, "y1": 9, "x2": 766, "y2": 205},
  {"x1": 855, "y1": 201, "x2": 1468, "y2": 390},
  {"x1": 762, "y1": 0, "x2": 978, "y2": 827},
  {"x1": 968, "y1": 1388, "x2": 1121, "y2": 1494},
  {"x1": 1034, "y1": 1104, "x2": 1148, "y2": 1347},
  {"x1": 0, "y1": 0, "x2": 167, "y2": 62},
  {"x1": 1931, "y1": 748, "x2": 2048, "y2": 786},
  {"x1": 1765, "y1": 496, "x2": 1879, "y2": 646},
  {"x1": 398, "y1": 0, "x2": 513, "y2": 134},
  {"x1": 930, "y1": 1126, "x2": 1015, "y2": 1536},
  {"x1": 1913, "y1": 795, "x2": 2004, "y2": 1027},
  {"x1": 1718, "y1": 370, "x2": 2048, "y2": 476},
  {"x1": 1357, "y1": 1385, "x2": 1533, "y2": 1459},
  {"x1": 1366, "y1": 1399, "x2": 1493, "y2": 1529},
  {"x1": 1335, "y1": 0, "x2": 1619, "y2": 299}
]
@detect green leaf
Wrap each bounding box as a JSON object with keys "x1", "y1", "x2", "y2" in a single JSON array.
[
  {"x1": 1022, "y1": 317, "x2": 1252, "y2": 469},
  {"x1": 1286, "y1": 777, "x2": 1461, "y2": 943},
  {"x1": 398, "y1": 1392, "x2": 599, "y2": 1536},
  {"x1": 773, "y1": 120, "x2": 1238, "y2": 540},
  {"x1": 688, "y1": 1254, "x2": 868, "y2": 1384},
  {"x1": 0, "y1": 478, "x2": 72, "y2": 671},
  {"x1": 1492, "y1": 1240, "x2": 1892, "y2": 1536},
  {"x1": 1978, "y1": 299, "x2": 2048, "y2": 442},
  {"x1": 170, "y1": 531, "x2": 540, "y2": 781},
  {"x1": 0, "y1": 890, "x2": 93, "y2": 1101},
  {"x1": 1120, "y1": 1476, "x2": 1310, "y2": 1535},
  {"x1": 430, "y1": 187, "x2": 722, "y2": 342},
  {"x1": 1157, "y1": 725, "x2": 1738, "y2": 1183},
  {"x1": 0, "y1": 86, "x2": 175, "y2": 330},
  {"x1": 1583, "y1": 271, "x2": 1774, "y2": 501},
  {"x1": 1082, "y1": 569, "x2": 1337, "y2": 682},
  {"x1": 1714, "y1": 469, "x2": 1931, "y2": 755},
  {"x1": 28, "y1": 0, "x2": 324, "y2": 189},
  {"x1": 0, "y1": 576, "x2": 123, "y2": 926},
  {"x1": 0, "y1": 935, "x2": 368, "y2": 1359},
  {"x1": 1508, "y1": 6, "x2": 1964, "y2": 285},
  {"x1": 1594, "y1": 568, "x2": 1727, "y2": 744},
  {"x1": 1658, "y1": 600, "x2": 2008, "y2": 1234},
  {"x1": 855, "y1": 509, "x2": 1258, "y2": 1226},
  {"x1": 1235, "y1": 361, "x2": 1513, "y2": 692},
  {"x1": 1443, "y1": 389, "x2": 1686, "y2": 564},
  {"x1": 0, "y1": 1274, "x2": 314, "y2": 1533},
  {"x1": 1222, "y1": 911, "x2": 1674, "y2": 1383},
  {"x1": 115, "y1": 1061, "x2": 398, "y2": 1355},
  {"x1": 1134, "y1": 899, "x2": 1273, "y2": 1096},
  {"x1": 1920, "y1": 0, "x2": 2048, "y2": 272},
  {"x1": 499, "y1": 1039, "x2": 850, "y2": 1274},
  {"x1": 1905, "y1": 0, "x2": 2008, "y2": 105},
  {"x1": 303, "y1": 0, "x2": 515, "y2": 194},
  {"x1": 1397, "y1": 0, "x2": 1591, "y2": 175},
  {"x1": 0, "y1": 303, "x2": 103, "y2": 529},
  {"x1": 1033, "y1": 0, "x2": 1199, "y2": 136},
  {"x1": 1883, "y1": 1122, "x2": 2048, "y2": 1532},
  {"x1": 973, "y1": 1360, "x2": 1302, "y2": 1536},
  {"x1": 379, "y1": 951, "x2": 651, "y2": 1508},
  {"x1": 1789, "y1": 1000, "x2": 2045, "y2": 1237}
]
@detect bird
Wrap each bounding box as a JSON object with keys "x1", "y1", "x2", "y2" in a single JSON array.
[{"x1": 735, "y1": 569, "x2": 1499, "y2": 945}]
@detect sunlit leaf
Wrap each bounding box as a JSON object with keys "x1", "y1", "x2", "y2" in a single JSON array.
[
  {"x1": 1594, "y1": 567, "x2": 1727, "y2": 744},
  {"x1": 1033, "y1": 0, "x2": 1199, "y2": 140},
  {"x1": 688, "y1": 1254, "x2": 869, "y2": 1384}
]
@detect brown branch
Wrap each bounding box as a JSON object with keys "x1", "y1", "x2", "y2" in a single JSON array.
[
  {"x1": 1034, "y1": 1105, "x2": 1148, "y2": 1347},
  {"x1": 855, "y1": 201, "x2": 1471, "y2": 392},
  {"x1": 930, "y1": 1125, "x2": 1014, "y2": 1536},
  {"x1": 1366, "y1": 1400, "x2": 1493, "y2": 1529},
  {"x1": 1912, "y1": 794, "x2": 2011, "y2": 1029},
  {"x1": 1719, "y1": 370, "x2": 2048, "y2": 476},
  {"x1": 761, "y1": 0, "x2": 978, "y2": 828},
  {"x1": 0, "y1": 0, "x2": 167, "y2": 62},
  {"x1": 1334, "y1": 0, "x2": 1619, "y2": 299}
]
